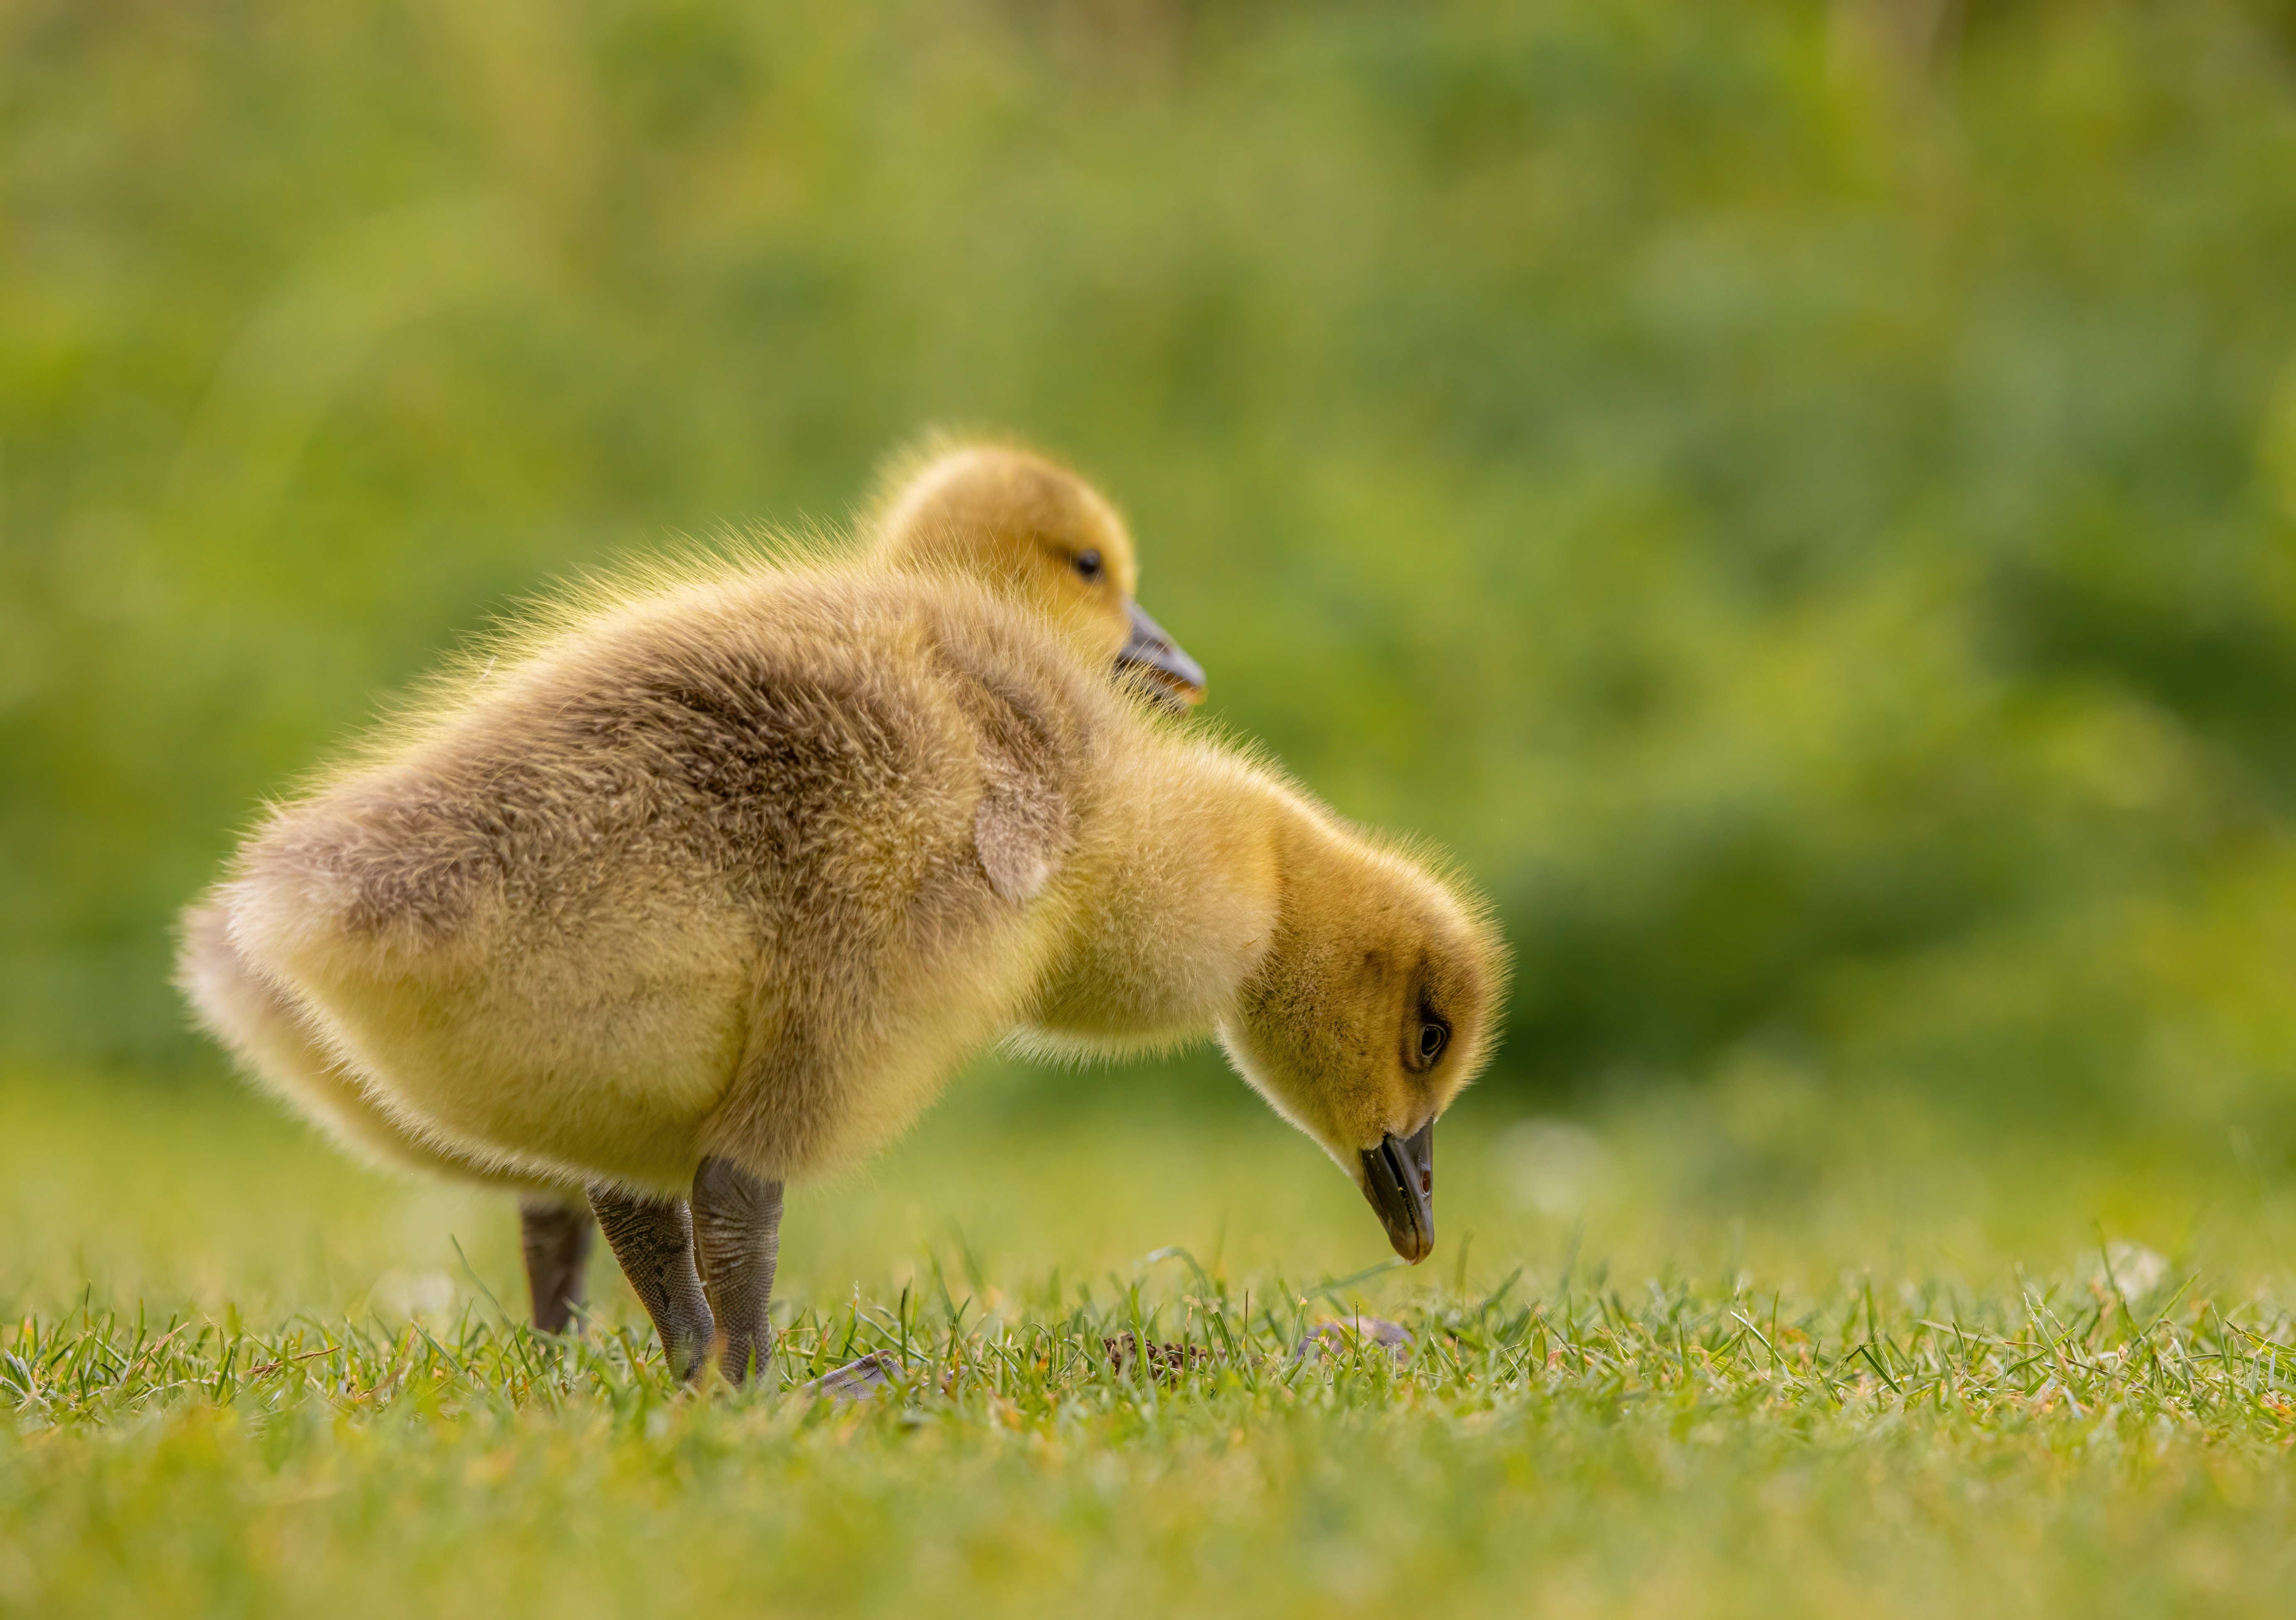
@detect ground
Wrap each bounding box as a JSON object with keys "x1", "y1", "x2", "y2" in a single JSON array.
[{"x1": 4, "y1": 1062, "x2": 2294, "y2": 1618}]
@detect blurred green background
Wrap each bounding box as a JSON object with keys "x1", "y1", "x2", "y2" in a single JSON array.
[{"x1": 7, "y1": 0, "x2": 2296, "y2": 1180}]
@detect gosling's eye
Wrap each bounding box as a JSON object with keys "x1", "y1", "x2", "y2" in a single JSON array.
[
  {"x1": 1416, "y1": 1018, "x2": 1449, "y2": 1067},
  {"x1": 1073, "y1": 548, "x2": 1105, "y2": 583}
]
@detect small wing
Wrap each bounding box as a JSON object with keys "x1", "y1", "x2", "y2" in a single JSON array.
[{"x1": 955, "y1": 675, "x2": 1073, "y2": 906}]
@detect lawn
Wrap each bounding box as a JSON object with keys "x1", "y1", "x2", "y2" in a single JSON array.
[{"x1": 6, "y1": 1064, "x2": 2294, "y2": 1618}]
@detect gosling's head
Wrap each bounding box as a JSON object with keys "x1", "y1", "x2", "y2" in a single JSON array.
[
  {"x1": 1218, "y1": 829, "x2": 1506, "y2": 1264},
  {"x1": 868, "y1": 439, "x2": 1206, "y2": 709}
]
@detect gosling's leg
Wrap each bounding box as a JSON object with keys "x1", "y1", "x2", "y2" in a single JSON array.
[
  {"x1": 517, "y1": 1196, "x2": 596, "y2": 1335},
  {"x1": 691, "y1": 1157, "x2": 784, "y2": 1387},
  {"x1": 586, "y1": 1185, "x2": 714, "y2": 1383}
]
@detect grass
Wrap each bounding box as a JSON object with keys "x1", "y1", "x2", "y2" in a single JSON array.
[
  {"x1": 5, "y1": 1068, "x2": 2296, "y2": 1617},
  {"x1": 10, "y1": 1257, "x2": 2296, "y2": 1618}
]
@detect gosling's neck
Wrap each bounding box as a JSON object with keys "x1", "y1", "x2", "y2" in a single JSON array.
[{"x1": 1021, "y1": 741, "x2": 1317, "y2": 1053}]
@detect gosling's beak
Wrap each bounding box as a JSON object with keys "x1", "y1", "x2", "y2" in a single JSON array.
[
  {"x1": 1116, "y1": 600, "x2": 1207, "y2": 711},
  {"x1": 1359, "y1": 1120, "x2": 1435, "y2": 1264}
]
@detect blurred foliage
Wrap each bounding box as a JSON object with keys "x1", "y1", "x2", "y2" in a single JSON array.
[{"x1": 6, "y1": 0, "x2": 2296, "y2": 1153}]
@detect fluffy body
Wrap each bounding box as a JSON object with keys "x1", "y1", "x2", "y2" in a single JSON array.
[
  {"x1": 192, "y1": 562, "x2": 1500, "y2": 1203},
  {"x1": 179, "y1": 440, "x2": 1186, "y2": 1200}
]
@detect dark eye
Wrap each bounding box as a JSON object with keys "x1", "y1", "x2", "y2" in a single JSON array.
[
  {"x1": 1414, "y1": 1017, "x2": 1449, "y2": 1069},
  {"x1": 1073, "y1": 548, "x2": 1104, "y2": 582}
]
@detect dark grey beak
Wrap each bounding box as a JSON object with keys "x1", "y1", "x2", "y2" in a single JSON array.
[
  {"x1": 1359, "y1": 1120, "x2": 1434, "y2": 1264},
  {"x1": 1116, "y1": 600, "x2": 1206, "y2": 711}
]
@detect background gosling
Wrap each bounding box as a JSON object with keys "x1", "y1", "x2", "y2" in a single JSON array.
[
  {"x1": 865, "y1": 435, "x2": 1205, "y2": 709},
  {"x1": 193, "y1": 554, "x2": 1501, "y2": 1388},
  {"x1": 177, "y1": 439, "x2": 1205, "y2": 1336}
]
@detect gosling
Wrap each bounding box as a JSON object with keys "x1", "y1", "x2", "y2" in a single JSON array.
[
  {"x1": 192, "y1": 553, "x2": 1502, "y2": 1387},
  {"x1": 177, "y1": 440, "x2": 1206, "y2": 1334}
]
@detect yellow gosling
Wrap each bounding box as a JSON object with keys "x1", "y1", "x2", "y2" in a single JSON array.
[{"x1": 193, "y1": 557, "x2": 1500, "y2": 1385}]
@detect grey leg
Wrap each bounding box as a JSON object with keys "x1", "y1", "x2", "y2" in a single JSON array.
[
  {"x1": 586, "y1": 1185, "x2": 714, "y2": 1383},
  {"x1": 691, "y1": 1157, "x2": 785, "y2": 1387},
  {"x1": 518, "y1": 1196, "x2": 595, "y2": 1335}
]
